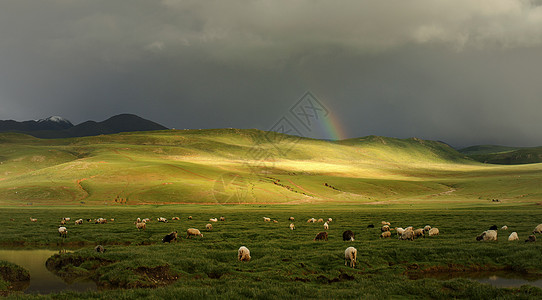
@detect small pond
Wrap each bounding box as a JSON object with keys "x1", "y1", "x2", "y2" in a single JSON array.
[
  {"x1": 409, "y1": 271, "x2": 542, "y2": 289},
  {"x1": 0, "y1": 249, "x2": 97, "y2": 294}
]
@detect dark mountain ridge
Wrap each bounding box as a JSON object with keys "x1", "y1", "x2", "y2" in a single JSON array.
[{"x1": 0, "y1": 114, "x2": 168, "y2": 138}]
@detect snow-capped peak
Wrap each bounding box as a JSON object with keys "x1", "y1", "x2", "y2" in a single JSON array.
[{"x1": 37, "y1": 116, "x2": 73, "y2": 125}]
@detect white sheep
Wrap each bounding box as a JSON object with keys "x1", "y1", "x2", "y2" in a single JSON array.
[
  {"x1": 58, "y1": 226, "x2": 67, "y2": 238},
  {"x1": 381, "y1": 221, "x2": 391, "y2": 226},
  {"x1": 380, "y1": 231, "x2": 391, "y2": 238},
  {"x1": 323, "y1": 222, "x2": 329, "y2": 230},
  {"x1": 75, "y1": 219, "x2": 83, "y2": 225},
  {"x1": 238, "y1": 246, "x2": 251, "y2": 261},
  {"x1": 157, "y1": 217, "x2": 168, "y2": 223},
  {"x1": 413, "y1": 228, "x2": 425, "y2": 238},
  {"x1": 327, "y1": 218, "x2": 333, "y2": 222},
  {"x1": 209, "y1": 218, "x2": 218, "y2": 222},
  {"x1": 186, "y1": 228, "x2": 203, "y2": 238},
  {"x1": 206, "y1": 223, "x2": 213, "y2": 231},
  {"x1": 476, "y1": 230, "x2": 497, "y2": 241},
  {"x1": 344, "y1": 247, "x2": 357, "y2": 268},
  {"x1": 508, "y1": 232, "x2": 519, "y2": 241},
  {"x1": 63, "y1": 217, "x2": 71, "y2": 222},
  {"x1": 30, "y1": 217, "x2": 37, "y2": 222},
  {"x1": 381, "y1": 225, "x2": 390, "y2": 232},
  {"x1": 395, "y1": 227, "x2": 405, "y2": 237},
  {"x1": 424, "y1": 225, "x2": 431, "y2": 232},
  {"x1": 307, "y1": 218, "x2": 316, "y2": 223},
  {"x1": 136, "y1": 222, "x2": 146, "y2": 230},
  {"x1": 263, "y1": 217, "x2": 271, "y2": 222},
  {"x1": 317, "y1": 218, "x2": 324, "y2": 223},
  {"x1": 533, "y1": 224, "x2": 542, "y2": 234},
  {"x1": 289, "y1": 223, "x2": 295, "y2": 230},
  {"x1": 501, "y1": 225, "x2": 508, "y2": 230},
  {"x1": 428, "y1": 228, "x2": 439, "y2": 236}
]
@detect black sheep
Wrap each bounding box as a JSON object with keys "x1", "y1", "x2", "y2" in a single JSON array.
[
  {"x1": 314, "y1": 231, "x2": 328, "y2": 241},
  {"x1": 162, "y1": 231, "x2": 178, "y2": 243},
  {"x1": 342, "y1": 230, "x2": 355, "y2": 241},
  {"x1": 489, "y1": 225, "x2": 498, "y2": 230}
]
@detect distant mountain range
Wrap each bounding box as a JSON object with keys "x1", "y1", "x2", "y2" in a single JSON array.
[
  {"x1": 0, "y1": 114, "x2": 168, "y2": 138},
  {"x1": 459, "y1": 145, "x2": 542, "y2": 165}
]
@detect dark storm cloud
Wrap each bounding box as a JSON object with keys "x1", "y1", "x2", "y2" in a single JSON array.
[{"x1": 1, "y1": 0, "x2": 542, "y2": 147}]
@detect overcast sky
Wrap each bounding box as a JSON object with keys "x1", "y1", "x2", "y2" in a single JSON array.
[{"x1": 1, "y1": 0, "x2": 542, "y2": 147}]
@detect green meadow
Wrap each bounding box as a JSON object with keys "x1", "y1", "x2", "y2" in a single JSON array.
[
  {"x1": 1, "y1": 130, "x2": 542, "y2": 298},
  {"x1": 1, "y1": 205, "x2": 542, "y2": 299}
]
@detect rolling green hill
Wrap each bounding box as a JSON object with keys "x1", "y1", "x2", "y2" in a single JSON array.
[
  {"x1": 460, "y1": 145, "x2": 542, "y2": 164},
  {"x1": 1, "y1": 130, "x2": 541, "y2": 206}
]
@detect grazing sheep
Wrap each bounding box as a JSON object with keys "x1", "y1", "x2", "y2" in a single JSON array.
[
  {"x1": 525, "y1": 235, "x2": 537, "y2": 243},
  {"x1": 405, "y1": 226, "x2": 413, "y2": 231},
  {"x1": 58, "y1": 226, "x2": 67, "y2": 238},
  {"x1": 273, "y1": 220, "x2": 278, "y2": 223},
  {"x1": 206, "y1": 223, "x2": 213, "y2": 231},
  {"x1": 327, "y1": 218, "x2": 333, "y2": 222},
  {"x1": 219, "y1": 216, "x2": 225, "y2": 221},
  {"x1": 238, "y1": 246, "x2": 251, "y2": 261},
  {"x1": 110, "y1": 218, "x2": 115, "y2": 222},
  {"x1": 289, "y1": 223, "x2": 295, "y2": 230},
  {"x1": 263, "y1": 217, "x2": 271, "y2": 222},
  {"x1": 172, "y1": 217, "x2": 180, "y2": 221},
  {"x1": 533, "y1": 224, "x2": 542, "y2": 234},
  {"x1": 307, "y1": 218, "x2": 316, "y2": 223},
  {"x1": 63, "y1": 217, "x2": 71, "y2": 222},
  {"x1": 381, "y1": 221, "x2": 391, "y2": 226},
  {"x1": 344, "y1": 247, "x2": 357, "y2": 268},
  {"x1": 157, "y1": 217, "x2": 168, "y2": 223},
  {"x1": 136, "y1": 222, "x2": 146, "y2": 230},
  {"x1": 289, "y1": 217, "x2": 295, "y2": 221},
  {"x1": 413, "y1": 228, "x2": 425, "y2": 238},
  {"x1": 314, "y1": 232, "x2": 328, "y2": 241},
  {"x1": 209, "y1": 218, "x2": 218, "y2": 222},
  {"x1": 323, "y1": 222, "x2": 329, "y2": 230},
  {"x1": 86, "y1": 219, "x2": 92, "y2": 222},
  {"x1": 95, "y1": 218, "x2": 107, "y2": 224},
  {"x1": 400, "y1": 229, "x2": 414, "y2": 241},
  {"x1": 381, "y1": 225, "x2": 390, "y2": 232},
  {"x1": 489, "y1": 225, "x2": 498, "y2": 230},
  {"x1": 95, "y1": 245, "x2": 106, "y2": 253},
  {"x1": 186, "y1": 228, "x2": 203, "y2": 238},
  {"x1": 75, "y1": 219, "x2": 83, "y2": 225},
  {"x1": 395, "y1": 227, "x2": 405, "y2": 236},
  {"x1": 367, "y1": 224, "x2": 374, "y2": 228},
  {"x1": 342, "y1": 230, "x2": 355, "y2": 241},
  {"x1": 60, "y1": 220, "x2": 66, "y2": 225},
  {"x1": 501, "y1": 225, "x2": 508, "y2": 230},
  {"x1": 30, "y1": 217, "x2": 37, "y2": 222},
  {"x1": 508, "y1": 232, "x2": 519, "y2": 241},
  {"x1": 136, "y1": 218, "x2": 142, "y2": 223},
  {"x1": 380, "y1": 231, "x2": 392, "y2": 238},
  {"x1": 143, "y1": 218, "x2": 150, "y2": 223},
  {"x1": 162, "y1": 231, "x2": 178, "y2": 243},
  {"x1": 423, "y1": 225, "x2": 431, "y2": 232},
  {"x1": 476, "y1": 230, "x2": 497, "y2": 241},
  {"x1": 188, "y1": 216, "x2": 193, "y2": 220},
  {"x1": 428, "y1": 228, "x2": 439, "y2": 236},
  {"x1": 317, "y1": 218, "x2": 324, "y2": 223}
]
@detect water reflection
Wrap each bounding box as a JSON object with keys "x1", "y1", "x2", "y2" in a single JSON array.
[{"x1": 0, "y1": 249, "x2": 97, "y2": 294}]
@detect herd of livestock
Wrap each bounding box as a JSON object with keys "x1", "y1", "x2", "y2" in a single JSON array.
[{"x1": 23, "y1": 215, "x2": 542, "y2": 268}]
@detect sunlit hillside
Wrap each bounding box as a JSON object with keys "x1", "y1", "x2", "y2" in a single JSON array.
[{"x1": 1, "y1": 130, "x2": 541, "y2": 206}]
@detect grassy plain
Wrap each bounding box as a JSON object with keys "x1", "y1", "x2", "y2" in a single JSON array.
[{"x1": 1, "y1": 204, "x2": 542, "y2": 298}]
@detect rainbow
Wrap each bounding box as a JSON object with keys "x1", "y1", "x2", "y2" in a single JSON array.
[{"x1": 321, "y1": 109, "x2": 348, "y2": 141}]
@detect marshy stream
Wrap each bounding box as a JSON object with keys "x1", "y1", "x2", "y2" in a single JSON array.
[{"x1": 0, "y1": 249, "x2": 97, "y2": 294}]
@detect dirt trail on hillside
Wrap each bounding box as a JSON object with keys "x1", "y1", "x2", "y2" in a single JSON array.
[{"x1": 76, "y1": 176, "x2": 96, "y2": 201}]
